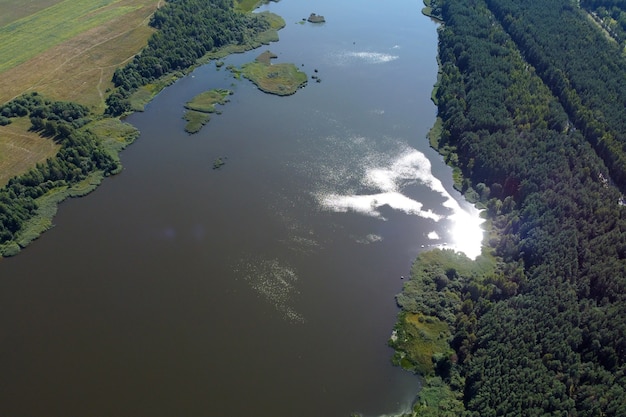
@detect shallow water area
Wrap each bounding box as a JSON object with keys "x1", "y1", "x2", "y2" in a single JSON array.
[{"x1": 0, "y1": 0, "x2": 482, "y2": 416}]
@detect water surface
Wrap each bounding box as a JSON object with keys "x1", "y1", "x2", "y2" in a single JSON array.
[{"x1": 0, "y1": 1, "x2": 482, "y2": 415}]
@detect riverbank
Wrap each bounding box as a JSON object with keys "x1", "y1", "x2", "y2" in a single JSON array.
[
  {"x1": 391, "y1": 0, "x2": 626, "y2": 412},
  {"x1": 0, "y1": 2, "x2": 286, "y2": 257},
  {"x1": 385, "y1": 1, "x2": 492, "y2": 414},
  {"x1": 125, "y1": 11, "x2": 286, "y2": 112}
]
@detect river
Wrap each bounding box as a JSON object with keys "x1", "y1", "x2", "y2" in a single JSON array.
[{"x1": 0, "y1": 0, "x2": 482, "y2": 416}]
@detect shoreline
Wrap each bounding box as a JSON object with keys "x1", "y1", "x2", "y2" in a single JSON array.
[
  {"x1": 386, "y1": 2, "x2": 493, "y2": 414},
  {"x1": 0, "y1": 4, "x2": 286, "y2": 257}
]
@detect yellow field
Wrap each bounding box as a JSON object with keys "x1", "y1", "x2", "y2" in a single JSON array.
[
  {"x1": 0, "y1": 118, "x2": 60, "y2": 186},
  {"x1": 0, "y1": 0, "x2": 160, "y2": 185},
  {"x1": 0, "y1": 0, "x2": 160, "y2": 109},
  {"x1": 0, "y1": 0, "x2": 63, "y2": 27}
]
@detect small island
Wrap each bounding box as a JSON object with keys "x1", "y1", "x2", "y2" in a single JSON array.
[
  {"x1": 213, "y1": 157, "x2": 226, "y2": 170},
  {"x1": 183, "y1": 89, "x2": 232, "y2": 133},
  {"x1": 307, "y1": 13, "x2": 326, "y2": 23},
  {"x1": 239, "y1": 50, "x2": 307, "y2": 96}
]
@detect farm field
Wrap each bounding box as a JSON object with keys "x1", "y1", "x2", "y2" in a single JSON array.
[
  {"x1": 0, "y1": 0, "x2": 160, "y2": 184},
  {"x1": 0, "y1": 118, "x2": 59, "y2": 186},
  {"x1": 0, "y1": 0, "x2": 160, "y2": 109}
]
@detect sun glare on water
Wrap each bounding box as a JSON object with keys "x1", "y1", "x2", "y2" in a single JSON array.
[
  {"x1": 447, "y1": 205, "x2": 484, "y2": 260},
  {"x1": 317, "y1": 146, "x2": 485, "y2": 260}
]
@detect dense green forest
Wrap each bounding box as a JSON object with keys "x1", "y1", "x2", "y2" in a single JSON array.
[
  {"x1": 581, "y1": 0, "x2": 626, "y2": 47},
  {"x1": 392, "y1": 0, "x2": 626, "y2": 415}
]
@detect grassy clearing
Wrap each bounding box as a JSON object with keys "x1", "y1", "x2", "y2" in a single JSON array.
[
  {"x1": 428, "y1": 117, "x2": 443, "y2": 149},
  {"x1": 0, "y1": 117, "x2": 60, "y2": 187},
  {"x1": 235, "y1": 0, "x2": 260, "y2": 12},
  {"x1": 235, "y1": 0, "x2": 276, "y2": 13},
  {"x1": 427, "y1": 116, "x2": 465, "y2": 190},
  {"x1": 86, "y1": 118, "x2": 139, "y2": 173},
  {"x1": 240, "y1": 50, "x2": 307, "y2": 96},
  {"x1": 421, "y1": 0, "x2": 443, "y2": 21},
  {"x1": 391, "y1": 312, "x2": 452, "y2": 376}
]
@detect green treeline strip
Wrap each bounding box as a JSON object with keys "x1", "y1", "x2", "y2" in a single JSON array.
[
  {"x1": 485, "y1": 0, "x2": 626, "y2": 190},
  {"x1": 582, "y1": 0, "x2": 626, "y2": 48},
  {"x1": 106, "y1": 0, "x2": 283, "y2": 115},
  {"x1": 393, "y1": 0, "x2": 626, "y2": 415}
]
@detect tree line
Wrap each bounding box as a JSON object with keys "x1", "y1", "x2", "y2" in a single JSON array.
[
  {"x1": 106, "y1": 0, "x2": 273, "y2": 115},
  {"x1": 0, "y1": 93, "x2": 117, "y2": 246},
  {"x1": 393, "y1": 0, "x2": 626, "y2": 414},
  {"x1": 486, "y1": 0, "x2": 626, "y2": 190},
  {"x1": 581, "y1": 0, "x2": 626, "y2": 47}
]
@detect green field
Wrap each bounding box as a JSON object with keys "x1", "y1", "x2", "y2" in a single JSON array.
[
  {"x1": 0, "y1": 0, "x2": 141, "y2": 73},
  {"x1": 0, "y1": 117, "x2": 60, "y2": 187},
  {"x1": 0, "y1": 0, "x2": 62, "y2": 26},
  {"x1": 0, "y1": 0, "x2": 158, "y2": 183}
]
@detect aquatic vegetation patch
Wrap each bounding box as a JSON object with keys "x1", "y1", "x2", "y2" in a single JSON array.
[
  {"x1": 183, "y1": 89, "x2": 232, "y2": 133},
  {"x1": 212, "y1": 157, "x2": 226, "y2": 169},
  {"x1": 183, "y1": 111, "x2": 211, "y2": 134},
  {"x1": 306, "y1": 13, "x2": 325, "y2": 23}
]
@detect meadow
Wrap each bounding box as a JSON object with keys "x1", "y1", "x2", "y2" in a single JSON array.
[
  {"x1": 0, "y1": 118, "x2": 59, "y2": 186},
  {"x1": 0, "y1": 0, "x2": 159, "y2": 184}
]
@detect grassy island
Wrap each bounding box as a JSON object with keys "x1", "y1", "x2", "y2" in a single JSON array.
[
  {"x1": 307, "y1": 13, "x2": 325, "y2": 23},
  {"x1": 183, "y1": 89, "x2": 232, "y2": 133},
  {"x1": 240, "y1": 50, "x2": 307, "y2": 96}
]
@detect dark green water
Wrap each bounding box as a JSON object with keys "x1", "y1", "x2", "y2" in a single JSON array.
[{"x1": 0, "y1": 1, "x2": 482, "y2": 415}]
